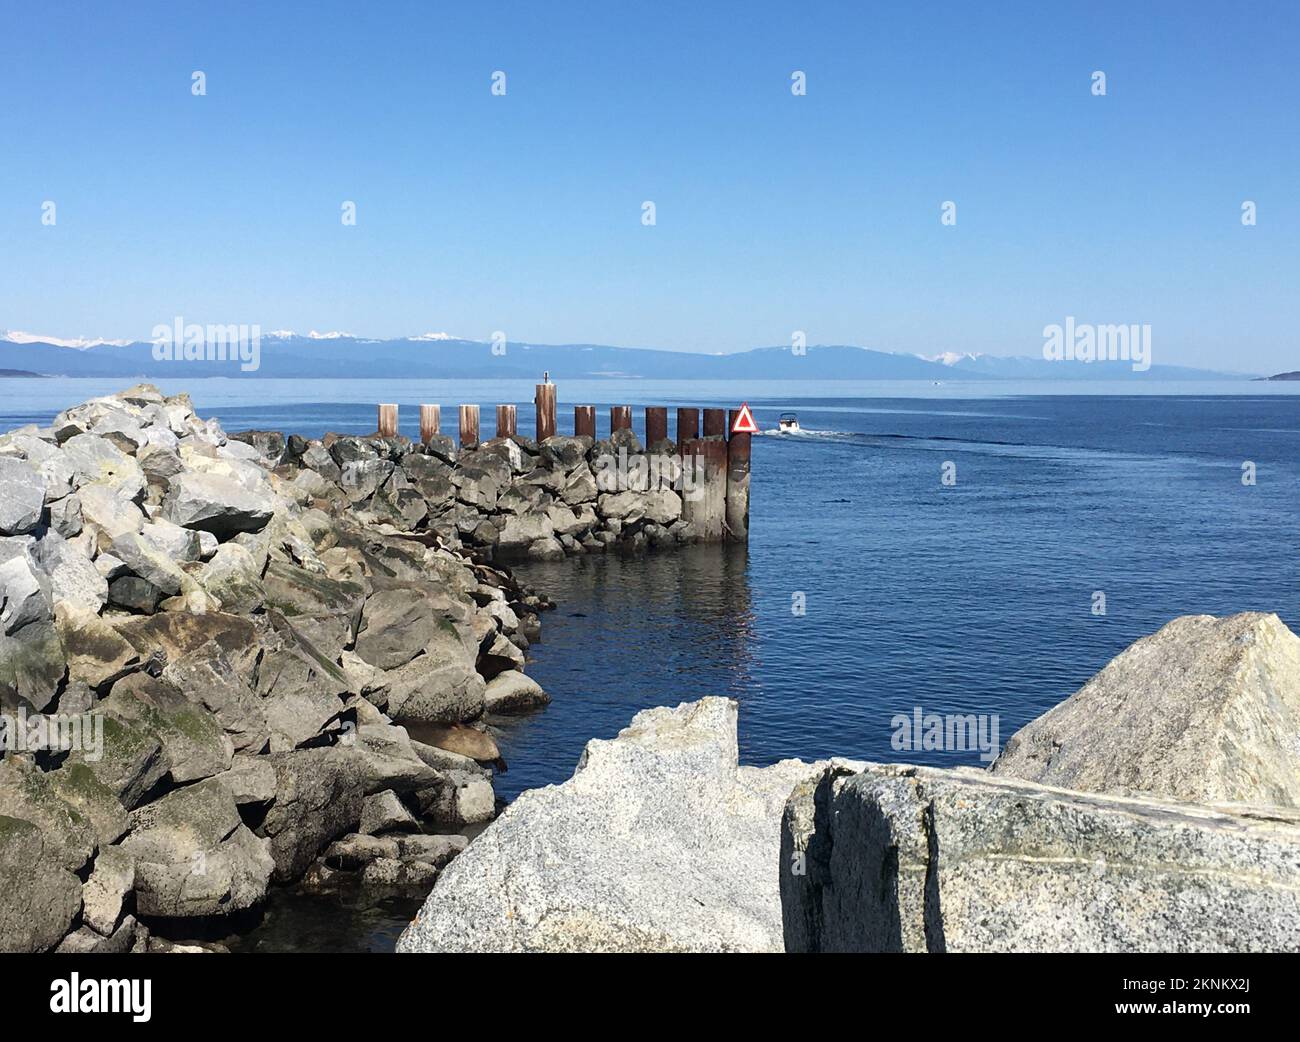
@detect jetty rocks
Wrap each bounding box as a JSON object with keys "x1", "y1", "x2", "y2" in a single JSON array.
[
  {"x1": 0, "y1": 385, "x2": 552, "y2": 952},
  {"x1": 241, "y1": 410, "x2": 720, "y2": 560},
  {"x1": 403, "y1": 612, "x2": 1300, "y2": 953}
]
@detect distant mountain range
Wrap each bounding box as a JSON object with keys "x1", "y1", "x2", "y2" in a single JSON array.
[{"x1": 0, "y1": 331, "x2": 1256, "y2": 381}]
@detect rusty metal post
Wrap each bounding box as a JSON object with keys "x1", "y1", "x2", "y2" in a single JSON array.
[
  {"x1": 645, "y1": 406, "x2": 668, "y2": 447},
  {"x1": 496, "y1": 404, "x2": 517, "y2": 438},
  {"x1": 377, "y1": 403, "x2": 398, "y2": 438},
  {"x1": 535, "y1": 382, "x2": 556, "y2": 442},
  {"x1": 419, "y1": 404, "x2": 440, "y2": 444},
  {"x1": 680, "y1": 439, "x2": 728, "y2": 541},
  {"x1": 610, "y1": 406, "x2": 632, "y2": 433},
  {"x1": 702, "y1": 408, "x2": 727, "y2": 438},
  {"x1": 676, "y1": 407, "x2": 699, "y2": 449},
  {"x1": 459, "y1": 404, "x2": 480, "y2": 449},
  {"x1": 726, "y1": 409, "x2": 752, "y2": 541},
  {"x1": 574, "y1": 406, "x2": 596, "y2": 439}
]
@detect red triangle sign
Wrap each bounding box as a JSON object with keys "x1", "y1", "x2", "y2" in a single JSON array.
[{"x1": 731, "y1": 402, "x2": 759, "y2": 435}]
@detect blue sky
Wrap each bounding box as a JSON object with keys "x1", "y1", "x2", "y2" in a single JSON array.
[{"x1": 1, "y1": 0, "x2": 1296, "y2": 370}]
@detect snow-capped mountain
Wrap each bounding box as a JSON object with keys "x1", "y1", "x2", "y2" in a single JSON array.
[
  {"x1": 2, "y1": 330, "x2": 133, "y2": 349},
  {"x1": 920, "y1": 351, "x2": 983, "y2": 367}
]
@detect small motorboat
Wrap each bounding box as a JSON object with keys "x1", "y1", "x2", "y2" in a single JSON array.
[{"x1": 777, "y1": 412, "x2": 800, "y2": 433}]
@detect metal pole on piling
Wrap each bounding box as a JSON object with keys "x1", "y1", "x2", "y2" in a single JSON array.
[
  {"x1": 496, "y1": 404, "x2": 517, "y2": 439},
  {"x1": 535, "y1": 382, "x2": 557, "y2": 442},
  {"x1": 377, "y1": 403, "x2": 398, "y2": 438},
  {"x1": 574, "y1": 406, "x2": 596, "y2": 439},
  {"x1": 610, "y1": 406, "x2": 632, "y2": 433},
  {"x1": 459, "y1": 404, "x2": 480, "y2": 449},
  {"x1": 419, "y1": 404, "x2": 440, "y2": 444},
  {"x1": 726, "y1": 410, "x2": 752, "y2": 542},
  {"x1": 645, "y1": 407, "x2": 668, "y2": 447},
  {"x1": 676, "y1": 407, "x2": 700, "y2": 449}
]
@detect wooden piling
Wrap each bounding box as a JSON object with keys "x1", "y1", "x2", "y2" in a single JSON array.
[
  {"x1": 676, "y1": 407, "x2": 700, "y2": 447},
  {"x1": 702, "y1": 408, "x2": 727, "y2": 438},
  {"x1": 680, "y1": 439, "x2": 728, "y2": 540},
  {"x1": 574, "y1": 406, "x2": 596, "y2": 439},
  {"x1": 496, "y1": 404, "x2": 517, "y2": 439},
  {"x1": 610, "y1": 406, "x2": 632, "y2": 433},
  {"x1": 459, "y1": 404, "x2": 480, "y2": 449},
  {"x1": 726, "y1": 409, "x2": 752, "y2": 541},
  {"x1": 377, "y1": 403, "x2": 398, "y2": 438},
  {"x1": 419, "y1": 404, "x2": 440, "y2": 444},
  {"x1": 535, "y1": 382, "x2": 557, "y2": 442},
  {"x1": 645, "y1": 407, "x2": 668, "y2": 447}
]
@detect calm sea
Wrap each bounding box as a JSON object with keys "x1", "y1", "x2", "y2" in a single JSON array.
[{"x1": 5, "y1": 376, "x2": 1297, "y2": 949}]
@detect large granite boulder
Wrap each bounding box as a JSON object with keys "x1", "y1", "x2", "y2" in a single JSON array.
[
  {"x1": 398, "y1": 698, "x2": 823, "y2": 953},
  {"x1": 991, "y1": 612, "x2": 1300, "y2": 807},
  {"x1": 781, "y1": 762, "x2": 1300, "y2": 953}
]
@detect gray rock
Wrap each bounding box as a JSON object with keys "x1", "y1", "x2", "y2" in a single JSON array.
[
  {"x1": 260, "y1": 747, "x2": 367, "y2": 882},
  {"x1": 48, "y1": 493, "x2": 83, "y2": 537},
  {"x1": 217, "y1": 755, "x2": 278, "y2": 805},
  {"x1": 496, "y1": 513, "x2": 553, "y2": 551},
  {"x1": 77, "y1": 483, "x2": 145, "y2": 542},
  {"x1": 59, "y1": 433, "x2": 145, "y2": 497},
  {"x1": 107, "y1": 575, "x2": 163, "y2": 613},
  {"x1": 323, "y1": 832, "x2": 401, "y2": 869},
  {"x1": 48, "y1": 761, "x2": 130, "y2": 849},
  {"x1": 197, "y1": 543, "x2": 264, "y2": 614},
  {"x1": 0, "y1": 757, "x2": 97, "y2": 872},
  {"x1": 123, "y1": 776, "x2": 274, "y2": 918},
  {"x1": 162, "y1": 642, "x2": 270, "y2": 754},
  {"x1": 102, "y1": 672, "x2": 235, "y2": 784},
  {"x1": 992, "y1": 612, "x2": 1300, "y2": 807},
  {"x1": 0, "y1": 554, "x2": 51, "y2": 633},
  {"x1": 82, "y1": 845, "x2": 136, "y2": 935},
  {"x1": 398, "y1": 698, "x2": 822, "y2": 953},
  {"x1": 354, "y1": 587, "x2": 453, "y2": 671},
  {"x1": 338, "y1": 458, "x2": 394, "y2": 504},
  {"x1": 56, "y1": 604, "x2": 139, "y2": 688},
  {"x1": 0, "y1": 815, "x2": 83, "y2": 952},
  {"x1": 108, "y1": 528, "x2": 187, "y2": 594},
  {"x1": 161, "y1": 471, "x2": 274, "y2": 536},
  {"x1": 39, "y1": 535, "x2": 108, "y2": 613},
  {"x1": 359, "y1": 789, "x2": 418, "y2": 834},
  {"x1": 395, "y1": 832, "x2": 467, "y2": 868},
  {"x1": 0, "y1": 617, "x2": 66, "y2": 712},
  {"x1": 781, "y1": 761, "x2": 1300, "y2": 953},
  {"x1": 0, "y1": 457, "x2": 45, "y2": 534},
  {"x1": 483, "y1": 670, "x2": 550, "y2": 714},
  {"x1": 414, "y1": 771, "x2": 495, "y2": 830}
]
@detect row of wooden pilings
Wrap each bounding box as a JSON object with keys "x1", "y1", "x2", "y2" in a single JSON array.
[{"x1": 374, "y1": 383, "x2": 751, "y2": 541}]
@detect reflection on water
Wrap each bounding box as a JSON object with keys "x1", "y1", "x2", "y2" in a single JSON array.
[
  {"x1": 224, "y1": 886, "x2": 422, "y2": 954},
  {"x1": 496, "y1": 544, "x2": 754, "y2": 801}
]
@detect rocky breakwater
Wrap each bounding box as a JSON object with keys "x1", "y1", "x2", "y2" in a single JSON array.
[
  {"x1": 782, "y1": 612, "x2": 1300, "y2": 952},
  {"x1": 0, "y1": 385, "x2": 552, "y2": 953},
  {"x1": 248, "y1": 418, "x2": 720, "y2": 562}
]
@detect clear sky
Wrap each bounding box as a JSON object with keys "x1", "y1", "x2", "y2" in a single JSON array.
[{"x1": 1, "y1": 0, "x2": 1296, "y2": 370}]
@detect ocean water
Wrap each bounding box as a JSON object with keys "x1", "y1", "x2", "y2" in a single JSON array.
[{"x1": 4, "y1": 376, "x2": 1298, "y2": 948}]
